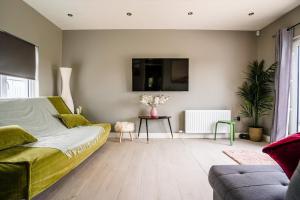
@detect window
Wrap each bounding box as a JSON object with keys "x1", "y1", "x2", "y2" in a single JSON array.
[
  {"x1": 0, "y1": 31, "x2": 39, "y2": 98},
  {"x1": 290, "y1": 38, "x2": 300, "y2": 133},
  {"x1": 0, "y1": 46, "x2": 39, "y2": 98},
  {"x1": 0, "y1": 74, "x2": 36, "y2": 98}
]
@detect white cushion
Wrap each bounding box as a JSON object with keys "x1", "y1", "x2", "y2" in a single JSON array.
[{"x1": 114, "y1": 122, "x2": 135, "y2": 132}]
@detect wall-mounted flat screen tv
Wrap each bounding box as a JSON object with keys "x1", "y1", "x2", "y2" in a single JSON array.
[{"x1": 132, "y1": 58, "x2": 189, "y2": 91}]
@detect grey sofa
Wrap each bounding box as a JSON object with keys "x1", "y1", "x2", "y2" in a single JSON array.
[{"x1": 208, "y1": 162, "x2": 300, "y2": 200}]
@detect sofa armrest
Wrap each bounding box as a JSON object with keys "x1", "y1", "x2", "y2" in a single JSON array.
[{"x1": 286, "y1": 161, "x2": 300, "y2": 200}]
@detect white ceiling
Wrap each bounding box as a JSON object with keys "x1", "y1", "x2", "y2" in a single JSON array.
[{"x1": 24, "y1": 0, "x2": 300, "y2": 30}]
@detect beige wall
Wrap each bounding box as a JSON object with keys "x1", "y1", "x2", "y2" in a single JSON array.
[
  {"x1": 257, "y1": 5, "x2": 300, "y2": 135},
  {"x1": 258, "y1": 6, "x2": 300, "y2": 65},
  {"x1": 63, "y1": 30, "x2": 257, "y2": 133},
  {"x1": 0, "y1": 0, "x2": 62, "y2": 96}
]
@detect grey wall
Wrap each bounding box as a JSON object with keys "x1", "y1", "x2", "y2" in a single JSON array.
[
  {"x1": 257, "y1": 5, "x2": 300, "y2": 135},
  {"x1": 0, "y1": 0, "x2": 62, "y2": 96},
  {"x1": 63, "y1": 30, "x2": 257, "y2": 133}
]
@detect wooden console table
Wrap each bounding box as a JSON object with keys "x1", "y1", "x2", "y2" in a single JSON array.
[{"x1": 137, "y1": 116, "x2": 173, "y2": 142}]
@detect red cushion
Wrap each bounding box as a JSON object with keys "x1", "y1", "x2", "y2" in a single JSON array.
[{"x1": 263, "y1": 133, "x2": 300, "y2": 179}]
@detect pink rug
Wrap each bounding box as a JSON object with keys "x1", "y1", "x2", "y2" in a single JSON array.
[{"x1": 223, "y1": 150, "x2": 277, "y2": 165}]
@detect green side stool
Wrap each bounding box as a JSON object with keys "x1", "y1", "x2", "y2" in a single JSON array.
[{"x1": 214, "y1": 120, "x2": 236, "y2": 145}]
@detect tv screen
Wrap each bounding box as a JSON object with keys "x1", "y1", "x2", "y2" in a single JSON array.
[{"x1": 132, "y1": 58, "x2": 189, "y2": 91}]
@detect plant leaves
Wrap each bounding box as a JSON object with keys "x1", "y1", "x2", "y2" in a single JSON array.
[{"x1": 237, "y1": 60, "x2": 277, "y2": 126}]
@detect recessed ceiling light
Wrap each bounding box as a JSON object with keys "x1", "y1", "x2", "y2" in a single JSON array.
[
  {"x1": 188, "y1": 11, "x2": 193, "y2": 16},
  {"x1": 67, "y1": 13, "x2": 73, "y2": 17},
  {"x1": 248, "y1": 12, "x2": 254, "y2": 16},
  {"x1": 126, "y1": 12, "x2": 132, "y2": 16}
]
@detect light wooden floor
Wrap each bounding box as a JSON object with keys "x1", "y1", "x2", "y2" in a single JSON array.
[{"x1": 34, "y1": 138, "x2": 266, "y2": 200}]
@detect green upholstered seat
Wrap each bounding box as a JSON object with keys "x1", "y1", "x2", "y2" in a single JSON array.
[{"x1": 0, "y1": 97, "x2": 111, "y2": 199}]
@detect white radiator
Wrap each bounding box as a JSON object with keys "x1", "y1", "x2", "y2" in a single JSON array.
[{"x1": 185, "y1": 110, "x2": 231, "y2": 133}]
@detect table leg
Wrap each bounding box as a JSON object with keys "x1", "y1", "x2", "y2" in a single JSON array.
[
  {"x1": 229, "y1": 124, "x2": 233, "y2": 146},
  {"x1": 146, "y1": 119, "x2": 149, "y2": 143},
  {"x1": 232, "y1": 123, "x2": 236, "y2": 141},
  {"x1": 167, "y1": 118, "x2": 173, "y2": 138},
  {"x1": 138, "y1": 118, "x2": 142, "y2": 138},
  {"x1": 214, "y1": 122, "x2": 219, "y2": 140}
]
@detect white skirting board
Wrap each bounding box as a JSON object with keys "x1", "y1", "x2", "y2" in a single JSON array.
[
  {"x1": 109, "y1": 132, "x2": 241, "y2": 139},
  {"x1": 109, "y1": 132, "x2": 270, "y2": 142}
]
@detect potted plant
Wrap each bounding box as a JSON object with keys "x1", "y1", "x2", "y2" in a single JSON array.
[{"x1": 237, "y1": 60, "x2": 276, "y2": 142}]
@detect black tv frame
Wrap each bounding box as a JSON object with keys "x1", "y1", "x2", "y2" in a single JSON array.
[{"x1": 132, "y1": 58, "x2": 189, "y2": 92}]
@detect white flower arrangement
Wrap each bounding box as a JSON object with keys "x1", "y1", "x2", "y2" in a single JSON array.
[{"x1": 140, "y1": 94, "x2": 169, "y2": 107}]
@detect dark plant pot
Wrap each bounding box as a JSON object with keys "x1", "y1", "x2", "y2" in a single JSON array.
[
  {"x1": 249, "y1": 127, "x2": 263, "y2": 142},
  {"x1": 239, "y1": 133, "x2": 250, "y2": 140}
]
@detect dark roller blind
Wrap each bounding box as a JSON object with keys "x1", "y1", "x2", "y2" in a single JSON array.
[{"x1": 0, "y1": 31, "x2": 36, "y2": 80}]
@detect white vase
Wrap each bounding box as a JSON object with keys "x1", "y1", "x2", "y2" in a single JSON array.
[{"x1": 60, "y1": 67, "x2": 74, "y2": 113}]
